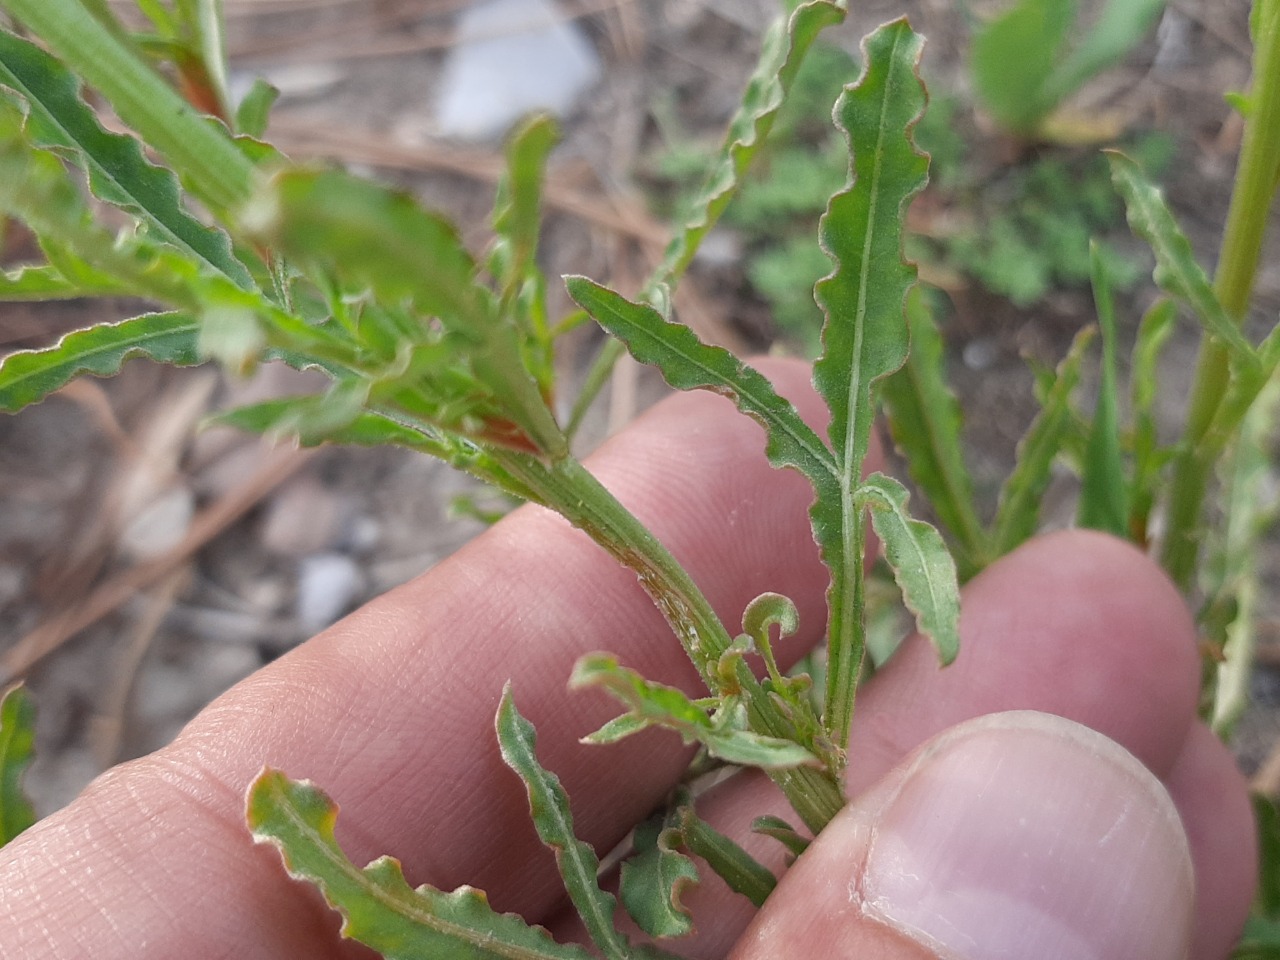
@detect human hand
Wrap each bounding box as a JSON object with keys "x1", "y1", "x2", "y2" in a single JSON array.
[{"x1": 0, "y1": 360, "x2": 1256, "y2": 959}]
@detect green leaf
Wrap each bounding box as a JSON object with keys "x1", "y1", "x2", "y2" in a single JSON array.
[
  {"x1": 991, "y1": 326, "x2": 1094, "y2": 555},
  {"x1": 1128, "y1": 298, "x2": 1176, "y2": 542},
  {"x1": 0, "y1": 311, "x2": 200, "y2": 412},
  {"x1": 235, "y1": 78, "x2": 278, "y2": 138},
  {"x1": 971, "y1": 0, "x2": 1075, "y2": 134},
  {"x1": 245, "y1": 167, "x2": 565, "y2": 458},
  {"x1": 213, "y1": 397, "x2": 454, "y2": 454},
  {"x1": 570, "y1": 655, "x2": 819, "y2": 770},
  {"x1": 813, "y1": 18, "x2": 929, "y2": 751},
  {"x1": 751, "y1": 815, "x2": 810, "y2": 858},
  {"x1": 619, "y1": 812, "x2": 699, "y2": 940},
  {"x1": 1077, "y1": 241, "x2": 1128, "y2": 536},
  {"x1": 855, "y1": 474, "x2": 960, "y2": 666},
  {"x1": 676, "y1": 799, "x2": 776, "y2": 908},
  {"x1": 650, "y1": 0, "x2": 845, "y2": 292},
  {"x1": 565, "y1": 277, "x2": 837, "y2": 488},
  {"x1": 1044, "y1": 0, "x2": 1167, "y2": 110},
  {"x1": 879, "y1": 287, "x2": 987, "y2": 578},
  {"x1": 3, "y1": 0, "x2": 255, "y2": 214},
  {"x1": 1107, "y1": 150, "x2": 1257, "y2": 365},
  {"x1": 0, "y1": 29, "x2": 253, "y2": 287},
  {"x1": 247, "y1": 769, "x2": 595, "y2": 960},
  {"x1": 1256, "y1": 793, "x2": 1280, "y2": 918},
  {"x1": 0, "y1": 261, "x2": 123, "y2": 300},
  {"x1": 496, "y1": 686, "x2": 629, "y2": 960},
  {"x1": 494, "y1": 114, "x2": 556, "y2": 303},
  {"x1": 493, "y1": 114, "x2": 558, "y2": 391},
  {"x1": 0, "y1": 684, "x2": 37, "y2": 846}
]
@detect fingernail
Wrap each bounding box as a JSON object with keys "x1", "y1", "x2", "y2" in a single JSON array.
[{"x1": 856, "y1": 711, "x2": 1193, "y2": 960}]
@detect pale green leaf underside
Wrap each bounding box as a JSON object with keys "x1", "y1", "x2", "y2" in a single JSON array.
[
  {"x1": 496, "y1": 686, "x2": 629, "y2": 960},
  {"x1": 619, "y1": 815, "x2": 698, "y2": 940},
  {"x1": 0, "y1": 684, "x2": 37, "y2": 846},
  {"x1": 0, "y1": 29, "x2": 252, "y2": 287},
  {"x1": 247, "y1": 769, "x2": 594, "y2": 959},
  {"x1": 856, "y1": 474, "x2": 960, "y2": 665},
  {"x1": 571, "y1": 654, "x2": 819, "y2": 770},
  {"x1": 1107, "y1": 150, "x2": 1256, "y2": 365},
  {"x1": 0, "y1": 312, "x2": 200, "y2": 412}
]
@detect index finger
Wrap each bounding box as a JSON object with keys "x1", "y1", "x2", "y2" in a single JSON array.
[{"x1": 0, "y1": 359, "x2": 849, "y2": 959}]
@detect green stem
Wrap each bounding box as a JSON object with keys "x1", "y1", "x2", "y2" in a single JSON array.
[
  {"x1": 3, "y1": 0, "x2": 254, "y2": 214},
  {"x1": 1160, "y1": 4, "x2": 1280, "y2": 589},
  {"x1": 823, "y1": 501, "x2": 866, "y2": 756},
  {"x1": 490, "y1": 450, "x2": 844, "y2": 832}
]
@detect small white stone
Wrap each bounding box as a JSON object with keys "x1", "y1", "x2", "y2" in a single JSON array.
[
  {"x1": 118, "y1": 486, "x2": 195, "y2": 561},
  {"x1": 435, "y1": 0, "x2": 601, "y2": 141},
  {"x1": 295, "y1": 553, "x2": 364, "y2": 633}
]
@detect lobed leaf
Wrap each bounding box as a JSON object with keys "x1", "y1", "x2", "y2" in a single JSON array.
[
  {"x1": 0, "y1": 312, "x2": 200, "y2": 412},
  {"x1": 1077, "y1": 241, "x2": 1128, "y2": 537},
  {"x1": 0, "y1": 684, "x2": 37, "y2": 846},
  {"x1": 879, "y1": 287, "x2": 987, "y2": 578},
  {"x1": 813, "y1": 18, "x2": 929, "y2": 750},
  {"x1": 650, "y1": 0, "x2": 845, "y2": 291},
  {"x1": 0, "y1": 29, "x2": 253, "y2": 288},
  {"x1": 4, "y1": 0, "x2": 256, "y2": 215},
  {"x1": 496, "y1": 686, "x2": 629, "y2": 960},
  {"x1": 991, "y1": 326, "x2": 1094, "y2": 556},
  {"x1": 1107, "y1": 150, "x2": 1256, "y2": 365},
  {"x1": 571, "y1": 654, "x2": 818, "y2": 770},
  {"x1": 247, "y1": 769, "x2": 595, "y2": 959},
  {"x1": 854, "y1": 474, "x2": 960, "y2": 666},
  {"x1": 619, "y1": 813, "x2": 699, "y2": 940},
  {"x1": 566, "y1": 277, "x2": 837, "y2": 489},
  {"x1": 245, "y1": 167, "x2": 565, "y2": 458}
]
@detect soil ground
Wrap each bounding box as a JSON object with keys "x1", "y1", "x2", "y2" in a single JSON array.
[{"x1": 2, "y1": 0, "x2": 1278, "y2": 816}]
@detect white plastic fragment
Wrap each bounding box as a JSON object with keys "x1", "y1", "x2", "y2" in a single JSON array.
[{"x1": 434, "y1": 0, "x2": 601, "y2": 141}]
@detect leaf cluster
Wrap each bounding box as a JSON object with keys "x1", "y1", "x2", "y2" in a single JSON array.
[{"x1": 5, "y1": 0, "x2": 1280, "y2": 957}]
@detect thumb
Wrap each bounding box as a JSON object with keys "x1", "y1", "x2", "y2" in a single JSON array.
[{"x1": 729, "y1": 711, "x2": 1194, "y2": 960}]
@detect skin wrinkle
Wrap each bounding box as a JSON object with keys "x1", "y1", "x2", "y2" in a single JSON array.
[{"x1": 0, "y1": 361, "x2": 1255, "y2": 959}]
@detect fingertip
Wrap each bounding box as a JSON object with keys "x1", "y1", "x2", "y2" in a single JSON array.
[
  {"x1": 859, "y1": 528, "x2": 1200, "y2": 783},
  {"x1": 732, "y1": 712, "x2": 1195, "y2": 960}
]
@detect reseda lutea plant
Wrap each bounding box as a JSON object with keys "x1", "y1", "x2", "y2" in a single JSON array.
[
  {"x1": 0, "y1": 0, "x2": 1278, "y2": 956},
  {"x1": 0, "y1": 1, "x2": 957, "y2": 952}
]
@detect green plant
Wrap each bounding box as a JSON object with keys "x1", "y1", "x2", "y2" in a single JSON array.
[
  {"x1": 970, "y1": 0, "x2": 1168, "y2": 139},
  {"x1": 0, "y1": 0, "x2": 1278, "y2": 957}
]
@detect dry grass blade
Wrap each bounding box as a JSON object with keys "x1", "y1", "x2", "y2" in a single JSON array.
[{"x1": 0, "y1": 444, "x2": 314, "y2": 683}]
